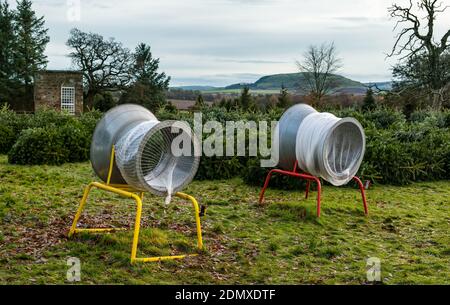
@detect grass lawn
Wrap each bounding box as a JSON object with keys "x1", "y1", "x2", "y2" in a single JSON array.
[{"x1": 0, "y1": 155, "x2": 449, "y2": 284}]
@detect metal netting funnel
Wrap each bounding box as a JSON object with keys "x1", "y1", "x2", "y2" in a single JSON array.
[
  {"x1": 115, "y1": 120, "x2": 200, "y2": 196},
  {"x1": 90, "y1": 104, "x2": 200, "y2": 196},
  {"x1": 273, "y1": 104, "x2": 365, "y2": 186}
]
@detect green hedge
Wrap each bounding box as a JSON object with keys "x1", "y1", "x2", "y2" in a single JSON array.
[
  {"x1": 0, "y1": 106, "x2": 29, "y2": 153},
  {"x1": 1, "y1": 105, "x2": 449, "y2": 186},
  {"x1": 1, "y1": 106, "x2": 102, "y2": 165},
  {"x1": 240, "y1": 107, "x2": 450, "y2": 187},
  {"x1": 8, "y1": 128, "x2": 69, "y2": 165},
  {"x1": 0, "y1": 124, "x2": 15, "y2": 154},
  {"x1": 7, "y1": 124, "x2": 91, "y2": 165},
  {"x1": 59, "y1": 122, "x2": 91, "y2": 163},
  {"x1": 362, "y1": 123, "x2": 449, "y2": 185}
]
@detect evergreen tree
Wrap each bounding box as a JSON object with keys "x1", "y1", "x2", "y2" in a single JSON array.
[
  {"x1": 224, "y1": 99, "x2": 234, "y2": 111},
  {"x1": 93, "y1": 92, "x2": 116, "y2": 112},
  {"x1": 232, "y1": 98, "x2": 239, "y2": 111},
  {"x1": 164, "y1": 101, "x2": 177, "y2": 113},
  {"x1": 0, "y1": 0, "x2": 15, "y2": 80},
  {"x1": 119, "y1": 82, "x2": 167, "y2": 112},
  {"x1": 277, "y1": 84, "x2": 290, "y2": 109},
  {"x1": 132, "y1": 43, "x2": 170, "y2": 88},
  {"x1": 239, "y1": 86, "x2": 253, "y2": 110},
  {"x1": 195, "y1": 94, "x2": 205, "y2": 108},
  {"x1": 0, "y1": 0, "x2": 16, "y2": 104},
  {"x1": 14, "y1": 0, "x2": 49, "y2": 88},
  {"x1": 120, "y1": 43, "x2": 170, "y2": 111},
  {"x1": 362, "y1": 88, "x2": 376, "y2": 112},
  {"x1": 219, "y1": 97, "x2": 227, "y2": 108}
]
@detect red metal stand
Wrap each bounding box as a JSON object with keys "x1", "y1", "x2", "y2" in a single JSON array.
[{"x1": 258, "y1": 161, "x2": 368, "y2": 217}]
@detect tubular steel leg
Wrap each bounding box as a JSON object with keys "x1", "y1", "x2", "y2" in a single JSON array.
[
  {"x1": 132, "y1": 191, "x2": 203, "y2": 263},
  {"x1": 259, "y1": 170, "x2": 275, "y2": 205},
  {"x1": 258, "y1": 168, "x2": 366, "y2": 218},
  {"x1": 130, "y1": 195, "x2": 143, "y2": 263},
  {"x1": 68, "y1": 182, "x2": 204, "y2": 264},
  {"x1": 68, "y1": 182, "x2": 138, "y2": 237},
  {"x1": 313, "y1": 177, "x2": 322, "y2": 217},
  {"x1": 176, "y1": 192, "x2": 203, "y2": 250},
  {"x1": 259, "y1": 169, "x2": 323, "y2": 216},
  {"x1": 68, "y1": 184, "x2": 94, "y2": 237},
  {"x1": 305, "y1": 180, "x2": 311, "y2": 199},
  {"x1": 352, "y1": 176, "x2": 369, "y2": 216}
]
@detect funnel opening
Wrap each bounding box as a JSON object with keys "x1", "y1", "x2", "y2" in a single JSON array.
[
  {"x1": 323, "y1": 118, "x2": 365, "y2": 185},
  {"x1": 136, "y1": 121, "x2": 200, "y2": 196}
]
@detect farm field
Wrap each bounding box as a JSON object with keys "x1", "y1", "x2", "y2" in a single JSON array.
[
  {"x1": 201, "y1": 88, "x2": 281, "y2": 95},
  {"x1": 0, "y1": 155, "x2": 449, "y2": 284}
]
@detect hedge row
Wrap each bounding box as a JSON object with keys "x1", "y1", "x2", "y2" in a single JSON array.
[
  {"x1": 242, "y1": 108, "x2": 450, "y2": 186},
  {"x1": 0, "y1": 106, "x2": 102, "y2": 165},
  {"x1": 1, "y1": 105, "x2": 449, "y2": 186},
  {"x1": 194, "y1": 107, "x2": 450, "y2": 186}
]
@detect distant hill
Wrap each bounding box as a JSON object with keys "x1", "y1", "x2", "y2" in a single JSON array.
[
  {"x1": 170, "y1": 73, "x2": 389, "y2": 95},
  {"x1": 223, "y1": 72, "x2": 366, "y2": 94}
]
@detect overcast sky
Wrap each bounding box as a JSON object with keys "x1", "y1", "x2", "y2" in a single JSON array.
[{"x1": 6, "y1": 0, "x2": 450, "y2": 86}]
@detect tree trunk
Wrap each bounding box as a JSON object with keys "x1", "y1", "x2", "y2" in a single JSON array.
[
  {"x1": 84, "y1": 91, "x2": 96, "y2": 111},
  {"x1": 25, "y1": 83, "x2": 34, "y2": 112},
  {"x1": 431, "y1": 90, "x2": 441, "y2": 110}
]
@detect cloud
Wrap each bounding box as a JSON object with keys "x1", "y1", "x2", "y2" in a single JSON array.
[
  {"x1": 334, "y1": 16, "x2": 371, "y2": 22},
  {"x1": 216, "y1": 58, "x2": 288, "y2": 64},
  {"x1": 222, "y1": 0, "x2": 276, "y2": 5},
  {"x1": 24, "y1": 0, "x2": 449, "y2": 86}
]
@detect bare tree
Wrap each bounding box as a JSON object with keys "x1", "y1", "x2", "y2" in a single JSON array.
[
  {"x1": 388, "y1": 0, "x2": 450, "y2": 109},
  {"x1": 296, "y1": 42, "x2": 342, "y2": 101},
  {"x1": 67, "y1": 28, "x2": 132, "y2": 109}
]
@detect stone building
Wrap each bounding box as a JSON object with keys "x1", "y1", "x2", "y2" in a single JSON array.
[{"x1": 34, "y1": 70, "x2": 84, "y2": 115}]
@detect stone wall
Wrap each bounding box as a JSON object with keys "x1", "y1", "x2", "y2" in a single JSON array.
[{"x1": 34, "y1": 71, "x2": 84, "y2": 115}]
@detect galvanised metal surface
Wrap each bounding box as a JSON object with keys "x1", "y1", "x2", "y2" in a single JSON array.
[
  {"x1": 273, "y1": 103, "x2": 317, "y2": 170},
  {"x1": 273, "y1": 104, "x2": 366, "y2": 186},
  {"x1": 90, "y1": 104, "x2": 201, "y2": 196},
  {"x1": 91, "y1": 104, "x2": 158, "y2": 184}
]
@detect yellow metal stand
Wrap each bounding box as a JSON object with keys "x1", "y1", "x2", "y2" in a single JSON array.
[{"x1": 68, "y1": 146, "x2": 203, "y2": 264}]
